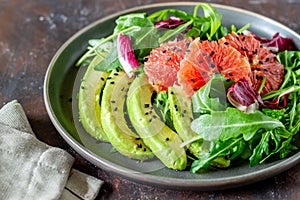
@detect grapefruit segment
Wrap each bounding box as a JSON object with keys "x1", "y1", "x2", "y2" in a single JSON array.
[
  {"x1": 178, "y1": 38, "x2": 251, "y2": 97},
  {"x1": 218, "y1": 32, "x2": 284, "y2": 95},
  {"x1": 144, "y1": 38, "x2": 193, "y2": 92}
]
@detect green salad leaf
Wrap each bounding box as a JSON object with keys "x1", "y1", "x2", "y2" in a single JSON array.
[
  {"x1": 191, "y1": 107, "x2": 284, "y2": 142},
  {"x1": 192, "y1": 74, "x2": 228, "y2": 115}
]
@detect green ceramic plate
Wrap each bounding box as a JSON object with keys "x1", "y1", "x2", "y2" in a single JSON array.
[{"x1": 44, "y1": 2, "x2": 300, "y2": 190}]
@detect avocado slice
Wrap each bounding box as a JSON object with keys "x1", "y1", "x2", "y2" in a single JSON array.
[
  {"x1": 78, "y1": 56, "x2": 109, "y2": 142},
  {"x1": 168, "y1": 86, "x2": 203, "y2": 158},
  {"x1": 101, "y1": 69, "x2": 153, "y2": 160},
  {"x1": 127, "y1": 73, "x2": 187, "y2": 170}
]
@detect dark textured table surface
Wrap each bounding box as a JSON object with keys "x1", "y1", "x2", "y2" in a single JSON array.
[{"x1": 1, "y1": 0, "x2": 300, "y2": 199}]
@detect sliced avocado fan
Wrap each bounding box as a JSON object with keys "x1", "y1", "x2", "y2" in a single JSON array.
[
  {"x1": 127, "y1": 73, "x2": 187, "y2": 170},
  {"x1": 101, "y1": 69, "x2": 153, "y2": 160},
  {"x1": 78, "y1": 56, "x2": 109, "y2": 142}
]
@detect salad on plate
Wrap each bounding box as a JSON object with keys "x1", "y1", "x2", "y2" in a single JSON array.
[{"x1": 75, "y1": 3, "x2": 300, "y2": 173}]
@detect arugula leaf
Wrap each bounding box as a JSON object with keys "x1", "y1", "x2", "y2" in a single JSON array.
[
  {"x1": 277, "y1": 50, "x2": 300, "y2": 89},
  {"x1": 249, "y1": 128, "x2": 296, "y2": 166},
  {"x1": 197, "y1": 3, "x2": 222, "y2": 40},
  {"x1": 191, "y1": 107, "x2": 284, "y2": 141}
]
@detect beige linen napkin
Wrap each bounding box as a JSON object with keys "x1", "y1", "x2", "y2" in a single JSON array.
[{"x1": 0, "y1": 100, "x2": 103, "y2": 200}]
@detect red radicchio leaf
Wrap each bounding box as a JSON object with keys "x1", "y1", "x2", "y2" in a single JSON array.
[
  {"x1": 117, "y1": 33, "x2": 139, "y2": 78},
  {"x1": 227, "y1": 78, "x2": 264, "y2": 113},
  {"x1": 155, "y1": 16, "x2": 187, "y2": 29},
  {"x1": 253, "y1": 32, "x2": 294, "y2": 53}
]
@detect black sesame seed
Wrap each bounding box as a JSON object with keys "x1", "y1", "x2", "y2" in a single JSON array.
[
  {"x1": 186, "y1": 41, "x2": 191, "y2": 48},
  {"x1": 144, "y1": 103, "x2": 150, "y2": 108},
  {"x1": 111, "y1": 100, "x2": 116, "y2": 103},
  {"x1": 259, "y1": 60, "x2": 263, "y2": 64},
  {"x1": 242, "y1": 36, "x2": 246, "y2": 41},
  {"x1": 110, "y1": 81, "x2": 115, "y2": 84},
  {"x1": 224, "y1": 42, "x2": 229, "y2": 45},
  {"x1": 236, "y1": 36, "x2": 240, "y2": 41},
  {"x1": 167, "y1": 57, "x2": 171, "y2": 61},
  {"x1": 166, "y1": 137, "x2": 170, "y2": 141},
  {"x1": 228, "y1": 73, "x2": 233, "y2": 76},
  {"x1": 181, "y1": 113, "x2": 185, "y2": 117},
  {"x1": 264, "y1": 69, "x2": 269, "y2": 72},
  {"x1": 162, "y1": 49, "x2": 166, "y2": 53},
  {"x1": 207, "y1": 56, "x2": 211, "y2": 63},
  {"x1": 210, "y1": 51, "x2": 215, "y2": 57},
  {"x1": 143, "y1": 148, "x2": 147, "y2": 152},
  {"x1": 107, "y1": 77, "x2": 112, "y2": 80},
  {"x1": 114, "y1": 73, "x2": 119, "y2": 76},
  {"x1": 191, "y1": 79, "x2": 195, "y2": 83},
  {"x1": 81, "y1": 86, "x2": 85, "y2": 89},
  {"x1": 136, "y1": 137, "x2": 141, "y2": 140},
  {"x1": 145, "y1": 112, "x2": 149, "y2": 115},
  {"x1": 170, "y1": 91, "x2": 174, "y2": 95},
  {"x1": 218, "y1": 66, "x2": 223, "y2": 70},
  {"x1": 190, "y1": 118, "x2": 193, "y2": 122},
  {"x1": 193, "y1": 88, "x2": 199, "y2": 91},
  {"x1": 185, "y1": 49, "x2": 191, "y2": 53},
  {"x1": 116, "y1": 68, "x2": 120, "y2": 72},
  {"x1": 201, "y1": 71, "x2": 206, "y2": 76},
  {"x1": 209, "y1": 63, "x2": 216, "y2": 68},
  {"x1": 183, "y1": 110, "x2": 187, "y2": 113},
  {"x1": 265, "y1": 58, "x2": 270, "y2": 62},
  {"x1": 100, "y1": 77, "x2": 105, "y2": 81}
]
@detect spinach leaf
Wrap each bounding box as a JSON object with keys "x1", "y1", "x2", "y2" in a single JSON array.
[
  {"x1": 191, "y1": 137, "x2": 245, "y2": 172},
  {"x1": 154, "y1": 91, "x2": 175, "y2": 131},
  {"x1": 191, "y1": 107, "x2": 284, "y2": 141},
  {"x1": 192, "y1": 74, "x2": 228, "y2": 114}
]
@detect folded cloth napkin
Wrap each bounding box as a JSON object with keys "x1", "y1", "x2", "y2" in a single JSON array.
[{"x1": 0, "y1": 100, "x2": 103, "y2": 200}]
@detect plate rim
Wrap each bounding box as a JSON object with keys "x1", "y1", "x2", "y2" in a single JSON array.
[{"x1": 43, "y1": 2, "x2": 300, "y2": 190}]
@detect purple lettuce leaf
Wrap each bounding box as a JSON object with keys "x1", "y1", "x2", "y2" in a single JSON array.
[
  {"x1": 227, "y1": 78, "x2": 264, "y2": 113},
  {"x1": 253, "y1": 32, "x2": 295, "y2": 53},
  {"x1": 155, "y1": 16, "x2": 187, "y2": 29},
  {"x1": 117, "y1": 33, "x2": 139, "y2": 78}
]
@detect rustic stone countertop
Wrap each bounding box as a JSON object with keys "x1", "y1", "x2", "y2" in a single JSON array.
[{"x1": 1, "y1": 0, "x2": 300, "y2": 199}]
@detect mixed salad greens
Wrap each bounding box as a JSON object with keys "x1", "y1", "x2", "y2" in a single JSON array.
[{"x1": 76, "y1": 3, "x2": 300, "y2": 173}]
